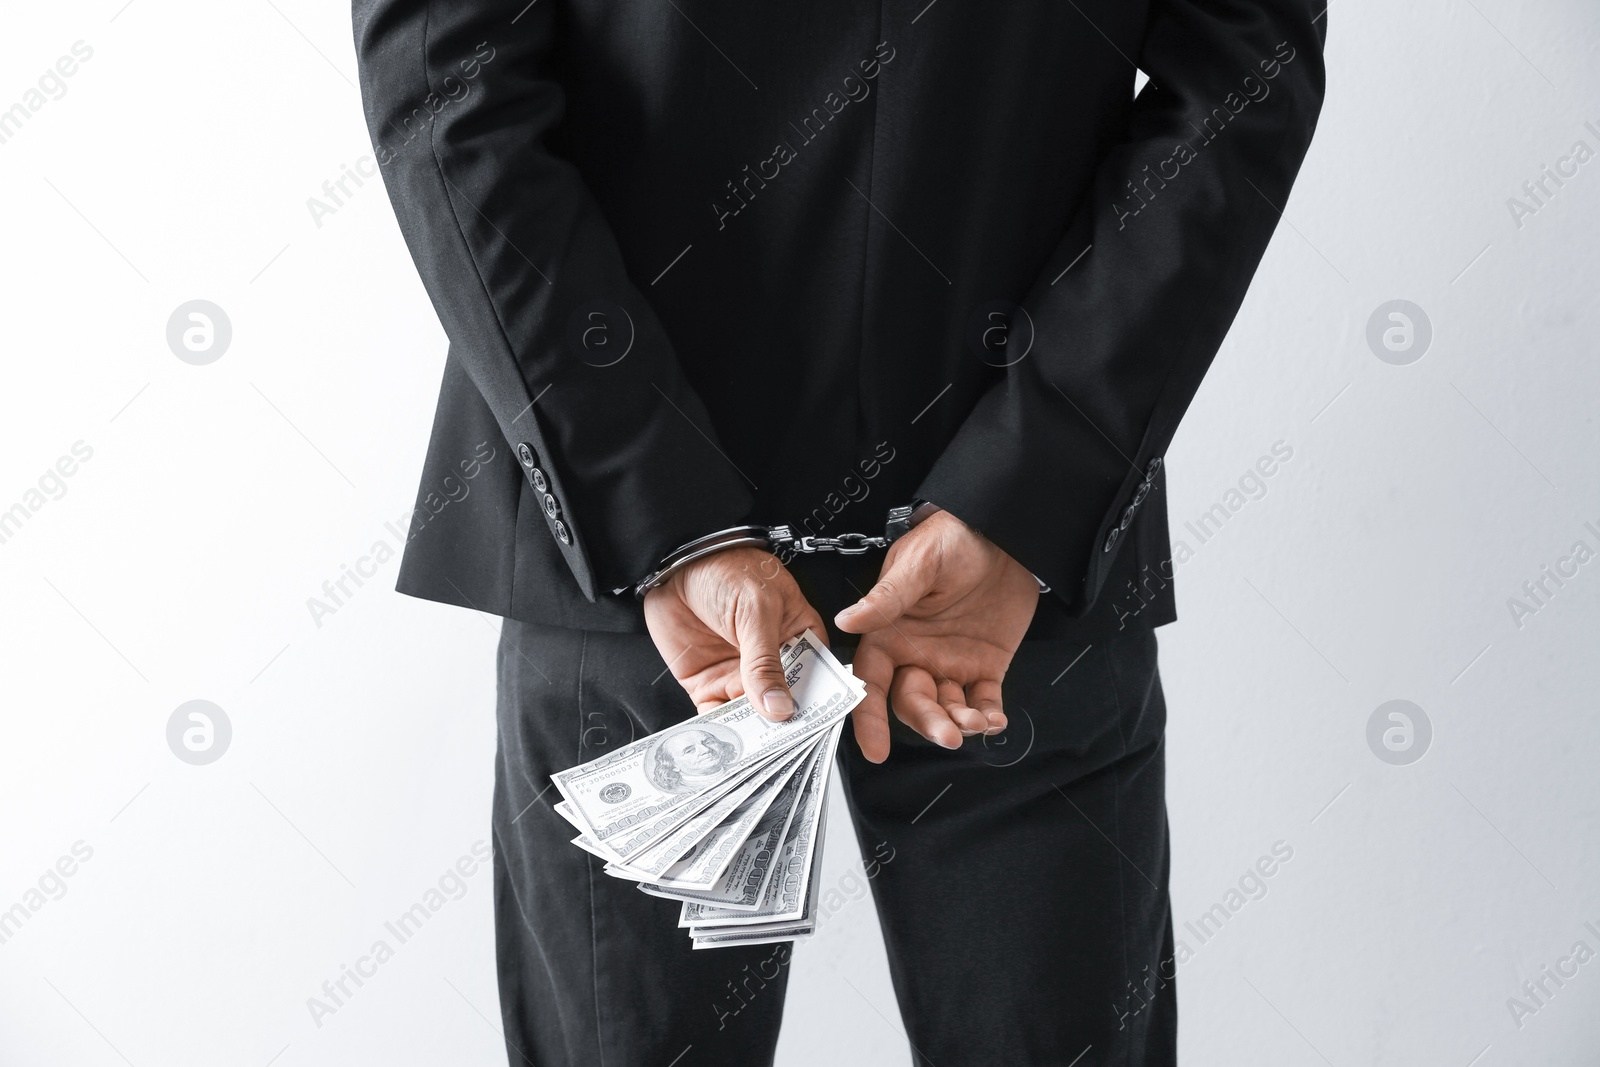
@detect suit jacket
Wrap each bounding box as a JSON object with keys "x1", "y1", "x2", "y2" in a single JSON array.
[{"x1": 351, "y1": 0, "x2": 1326, "y2": 639}]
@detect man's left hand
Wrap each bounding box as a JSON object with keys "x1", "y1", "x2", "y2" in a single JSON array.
[{"x1": 835, "y1": 509, "x2": 1039, "y2": 763}]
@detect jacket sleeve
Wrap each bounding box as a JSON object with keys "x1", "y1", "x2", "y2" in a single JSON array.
[
  {"x1": 352, "y1": 0, "x2": 754, "y2": 601},
  {"x1": 914, "y1": 0, "x2": 1327, "y2": 615}
]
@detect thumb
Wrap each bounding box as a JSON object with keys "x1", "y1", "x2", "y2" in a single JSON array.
[
  {"x1": 835, "y1": 549, "x2": 937, "y2": 633},
  {"x1": 735, "y1": 597, "x2": 795, "y2": 722}
]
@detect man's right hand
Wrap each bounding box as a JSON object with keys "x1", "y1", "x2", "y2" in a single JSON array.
[{"x1": 643, "y1": 547, "x2": 828, "y2": 719}]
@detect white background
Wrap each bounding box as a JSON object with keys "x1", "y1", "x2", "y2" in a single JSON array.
[{"x1": 3, "y1": 2, "x2": 1599, "y2": 1065}]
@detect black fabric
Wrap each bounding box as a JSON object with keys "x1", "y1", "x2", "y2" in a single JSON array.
[
  {"x1": 494, "y1": 619, "x2": 1174, "y2": 1066},
  {"x1": 352, "y1": 0, "x2": 1327, "y2": 640}
]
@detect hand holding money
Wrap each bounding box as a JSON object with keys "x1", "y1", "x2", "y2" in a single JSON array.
[
  {"x1": 551, "y1": 631, "x2": 864, "y2": 948},
  {"x1": 643, "y1": 546, "x2": 830, "y2": 716}
]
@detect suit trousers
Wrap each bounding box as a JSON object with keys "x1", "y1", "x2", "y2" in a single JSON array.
[{"x1": 493, "y1": 619, "x2": 1176, "y2": 1067}]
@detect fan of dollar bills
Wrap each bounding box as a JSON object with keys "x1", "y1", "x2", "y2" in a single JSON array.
[{"x1": 551, "y1": 630, "x2": 864, "y2": 949}]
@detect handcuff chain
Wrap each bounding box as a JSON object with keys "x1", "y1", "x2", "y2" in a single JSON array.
[
  {"x1": 791, "y1": 532, "x2": 891, "y2": 555},
  {"x1": 634, "y1": 504, "x2": 929, "y2": 599}
]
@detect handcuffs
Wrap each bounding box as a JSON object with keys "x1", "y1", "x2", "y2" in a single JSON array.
[{"x1": 633, "y1": 500, "x2": 942, "y2": 600}]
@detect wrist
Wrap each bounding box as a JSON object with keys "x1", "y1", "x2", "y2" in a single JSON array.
[
  {"x1": 673, "y1": 545, "x2": 782, "y2": 588},
  {"x1": 634, "y1": 525, "x2": 772, "y2": 599},
  {"x1": 634, "y1": 501, "x2": 942, "y2": 600},
  {"x1": 912, "y1": 507, "x2": 1051, "y2": 595}
]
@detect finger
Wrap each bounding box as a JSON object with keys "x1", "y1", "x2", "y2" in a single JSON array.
[
  {"x1": 688, "y1": 671, "x2": 738, "y2": 713},
  {"x1": 762, "y1": 556, "x2": 829, "y2": 647},
  {"x1": 790, "y1": 603, "x2": 832, "y2": 648},
  {"x1": 966, "y1": 678, "x2": 1007, "y2": 734},
  {"x1": 834, "y1": 546, "x2": 937, "y2": 634},
  {"x1": 891, "y1": 666, "x2": 963, "y2": 750},
  {"x1": 936, "y1": 677, "x2": 987, "y2": 736},
  {"x1": 850, "y1": 640, "x2": 895, "y2": 764},
  {"x1": 734, "y1": 592, "x2": 795, "y2": 722}
]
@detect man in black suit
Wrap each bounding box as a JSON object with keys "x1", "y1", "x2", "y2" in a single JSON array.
[{"x1": 353, "y1": 0, "x2": 1324, "y2": 1062}]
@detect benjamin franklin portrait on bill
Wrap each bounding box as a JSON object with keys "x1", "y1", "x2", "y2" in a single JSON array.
[{"x1": 644, "y1": 724, "x2": 743, "y2": 794}]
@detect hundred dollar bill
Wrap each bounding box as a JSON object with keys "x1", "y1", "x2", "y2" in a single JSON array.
[
  {"x1": 591, "y1": 716, "x2": 822, "y2": 865},
  {"x1": 595, "y1": 742, "x2": 789, "y2": 861},
  {"x1": 692, "y1": 927, "x2": 813, "y2": 948},
  {"x1": 637, "y1": 740, "x2": 818, "y2": 909},
  {"x1": 568, "y1": 830, "x2": 614, "y2": 861},
  {"x1": 690, "y1": 920, "x2": 814, "y2": 949},
  {"x1": 578, "y1": 746, "x2": 796, "y2": 868},
  {"x1": 554, "y1": 800, "x2": 583, "y2": 831},
  {"x1": 681, "y1": 722, "x2": 841, "y2": 929},
  {"x1": 551, "y1": 631, "x2": 858, "y2": 858},
  {"x1": 690, "y1": 811, "x2": 829, "y2": 948},
  {"x1": 571, "y1": 783, "x2": 762, "y2": 869},
  {"x1": 604, "y1": 743, "x2": 812, "y2": 883},
  {"x1": 635, "y1": 743, "x2": 816, "y2": 890}
]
